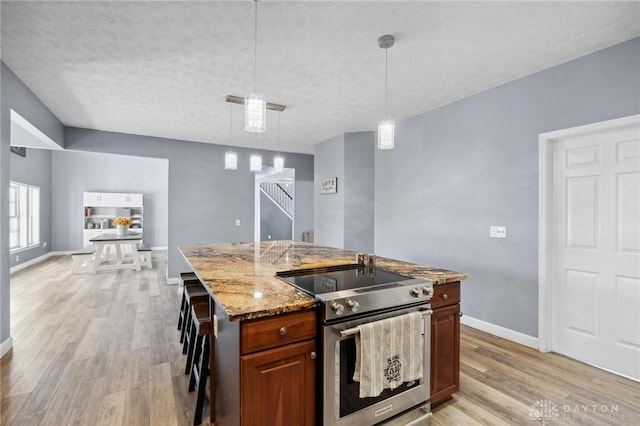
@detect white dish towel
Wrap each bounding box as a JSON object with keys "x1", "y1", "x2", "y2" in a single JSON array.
[{"x1": 353, "y1": 311, "x2": 423, "y2": 398}]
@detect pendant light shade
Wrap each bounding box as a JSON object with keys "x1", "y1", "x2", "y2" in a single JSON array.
[
  {"x1": 378, "y1": 34, "x2": 395, "y2": 150},
  {"x1": 225, "y1": 104, "x2": 238, "y2": 170},
  {"x1": 273, "y1": 155, "x2": 284, "y2": 173},
  {"x1": 224, "y1": 151, "x2": 238, "y2": 170},
  {"x1": 377, "y1": 120, "x2": 395, "y2": 150},
  {"x1": 245, "y1": 94, "x2": 266, "y2": 133},
  {"x1": 250, "y1": 154, "x2": 262, "y2": 172},
  {"x1": 273, "y1": 112, "x2": 284, "y2": 172}
]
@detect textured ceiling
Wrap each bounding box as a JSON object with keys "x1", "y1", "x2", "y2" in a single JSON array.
[{"x1": 1, "y1": 1, "x2": 639, "y2": 154}]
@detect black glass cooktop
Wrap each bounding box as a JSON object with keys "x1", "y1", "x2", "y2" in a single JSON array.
[{"x1": 277, "y1": 265, "x2": 413, "y2": 296}]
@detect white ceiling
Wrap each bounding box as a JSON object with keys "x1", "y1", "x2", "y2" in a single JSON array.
[{"x1": 1, "y1": 1, "x2": 639, "y2": 155}]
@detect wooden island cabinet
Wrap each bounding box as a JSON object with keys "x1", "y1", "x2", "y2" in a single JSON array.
[
  {"x1": 179, "y1": 241, "x2": 467, "y2": 425},
  {"x1": 213, "y1": 306, "x2": 317, "y2": 426},
  {"x1": 430, "y1": 281, "x2": 461, "y2": 405}
]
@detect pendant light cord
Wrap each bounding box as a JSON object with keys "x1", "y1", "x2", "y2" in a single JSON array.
[
  {"x1": 385, "y1": 46, "x2": 388, "y2": 121},
  {"x1": 229, "y1": 103, "x2": 233, "y2": 146},
  {"x1": 254, "y1": 0, "x2": 258, "y2": 94},
  {"x1": 278, "y1": 112, "x2": 281, "y2": 155}
]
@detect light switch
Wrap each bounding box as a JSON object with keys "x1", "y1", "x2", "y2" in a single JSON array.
[
  {"x1": 235, "y1": 219, "x2": 241, "y2": 226},
  {"x1": 490, "y1": 226, "x2": 507, "y2": 238}
]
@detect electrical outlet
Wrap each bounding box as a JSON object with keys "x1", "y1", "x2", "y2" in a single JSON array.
[
  {"x1": 490, "y1": 226, "x2": 507, "y2": 238},
  {"x1": 235, "y1": 219, "x2": 241, "y2": 226},
  {"x1": 15, "y1": 255, "x2": 19, "y2": 262},
  {"x1": 268, "y1": 235, "x2": 271, "y2": 239},
  {"x1": 43, "y1": 241, "x2": 48, "y2": 248}
]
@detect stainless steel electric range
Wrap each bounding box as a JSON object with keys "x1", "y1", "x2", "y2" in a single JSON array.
[{"x1": 278, "y1": 263, "x2": 434, "y2": 426}]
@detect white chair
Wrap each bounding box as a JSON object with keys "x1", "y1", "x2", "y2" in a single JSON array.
[{"x1": 136, "y1": 243, "x2": 152, "y2": 269}]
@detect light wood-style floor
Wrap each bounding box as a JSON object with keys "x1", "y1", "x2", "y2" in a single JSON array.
[{"x1": 2, "y1": 255, "x2": 639, "y2": 426}]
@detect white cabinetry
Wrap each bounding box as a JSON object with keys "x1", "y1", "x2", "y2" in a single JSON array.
[
  {"x1": 114, "y1": 193, "x2": 143, "y2": 207},
  {"x1": 83, "y1": 192, "x2": 143, "y2": 247},
  {"x1": 83, "y1": 192, "x2": 115, "y2": 207}
]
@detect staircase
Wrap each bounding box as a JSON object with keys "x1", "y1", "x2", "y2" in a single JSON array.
[{"x1": 259, "y1": 182, "x2": 293, "y2": 219}]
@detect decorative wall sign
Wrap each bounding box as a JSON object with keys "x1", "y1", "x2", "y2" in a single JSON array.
[
  {"x1": 10, "y1": 146, "x2": 26, "y2": 157},
  {"x1": 320, "y1": 177, "x2": 337, "y2": 194}
]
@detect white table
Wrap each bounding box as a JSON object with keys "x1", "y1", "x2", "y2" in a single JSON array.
[{"x1": 89, "y1": 232, "x2": 143, "y2": 273}]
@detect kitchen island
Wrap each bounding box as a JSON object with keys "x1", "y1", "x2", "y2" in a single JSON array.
[{"x1": 179, "y1": 241, "x2": 467, "y2": 425}]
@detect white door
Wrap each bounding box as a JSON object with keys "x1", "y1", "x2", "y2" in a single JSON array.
[{"x1": 552, "y1": 120, "x2": 640, "y2": 380}]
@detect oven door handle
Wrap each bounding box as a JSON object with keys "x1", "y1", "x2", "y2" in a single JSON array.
[{"x1": 338, "y1": 309, "x2": 433, "y2": 338}]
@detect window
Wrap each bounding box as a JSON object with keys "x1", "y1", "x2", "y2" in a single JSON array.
[{"x1": 9, "y1": 181, "x2": 40, "y2": 251}]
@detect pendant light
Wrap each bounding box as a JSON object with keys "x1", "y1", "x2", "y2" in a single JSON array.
[
  {"x1": 245, "y1": 0, "x2": 266, "y2": 133},
  {"x1": 250, "y1": 133, "x2": 262, "y2": 172},
  {"x1": 377, "y1": 34, "x2": 395, "y2": 150},
  {"x1": 224, "y1": 104, "x2": 238, "y2": 170},
  {"x1": 273, "y1": 112, "x2": 284, "y2": 173}
]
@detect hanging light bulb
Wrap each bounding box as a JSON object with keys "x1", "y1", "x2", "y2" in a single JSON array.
[
  {"x1": 245, "y1": 1, "x2": 266, "y2": 133},
  {"x1": 273, "y1": 112, "x2": 284, "y2": 172},
  {"x1": 377, "y1": 120, "x2": 394, "y2": 150},
  {"x1": 250, "y1": 154, "x2": 262, "y2": 172},
  {"x1": 250, "y1": 132, "x2": 262, "y2": 172},
  {"x1": 225, "y1": 152, "x2": 238, "y2": 170},
  {"x1": 377, "y1": 35, "x2": 395, "y2": 150},
  {"x1": 225, "y1": 104, "x2": 238, "y2": 170},
  {"x1": 273, "y1": 155, "x2": 284, "y2": 173}
]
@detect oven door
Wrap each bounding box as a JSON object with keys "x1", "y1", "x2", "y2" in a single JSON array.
[{"x1": 322, "y1": 304, "x2": 431, "y2": 425}]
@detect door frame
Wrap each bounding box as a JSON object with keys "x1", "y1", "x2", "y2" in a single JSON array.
[{"x1": 538, "y1": 114, "x2": 640, "y2": 352}]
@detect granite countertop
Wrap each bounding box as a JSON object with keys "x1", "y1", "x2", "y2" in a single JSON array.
[{"x1": 179, "y1": 241, "x2": 468, "y2": 322}]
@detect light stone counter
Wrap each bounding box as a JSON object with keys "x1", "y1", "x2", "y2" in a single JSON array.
[{"x1": 179, "y1": 241, "x2": 467, "y2": 321}]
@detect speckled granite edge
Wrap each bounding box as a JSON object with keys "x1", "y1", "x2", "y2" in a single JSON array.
[{"x1": 179, "y1": 241, "x2": 468, "y2": 322}]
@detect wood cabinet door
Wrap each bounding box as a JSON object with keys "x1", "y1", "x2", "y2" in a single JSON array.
[
  {"x1": 241, "y1": 339, "x2": 316, "y2": 426},
  {"x1": 430, "y1": 303, "x2": 460, "y2": 405}
]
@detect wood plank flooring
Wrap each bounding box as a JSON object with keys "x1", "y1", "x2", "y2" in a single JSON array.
[{"x1": 2, "y1": 255, "x2": 639, "y2": 425}]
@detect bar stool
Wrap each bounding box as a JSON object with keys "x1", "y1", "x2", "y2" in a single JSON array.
[
  {"x1": 187, "y1": 302, "x2": 211, "y2": 426},
  {"x1": 184, "y1": 301, "x2": 210, "y2": 375},
  {"x1": 178, "y1": 272, "x2": 206, "y2": 339},
  {"x1": 181, "y1": 291, "x2": 209, "y2": 354}
]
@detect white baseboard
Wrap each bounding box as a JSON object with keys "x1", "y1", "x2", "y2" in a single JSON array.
[
  {"x1": 151, "y1": 246, "x2": 168, "y2": 251},
  {"x1": 10, "y1": 252, "x2": 55, "y2": 274},
  {"x1": 166, "y1": 277, "x2": 179, "y2": 285},
  {"x1": 1, "y1": 336, "x2": 13, "y2": 358},
  {"x1": 461, "y1": 315, "x2": 539, "y2": 349}
]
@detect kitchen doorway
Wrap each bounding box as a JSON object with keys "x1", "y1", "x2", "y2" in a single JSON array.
[
  {"x1": 539, "y1": 114, "x2": 640, "y2": 381},
  {"x1": 254, "y1": 167, "x2": 295, "y2": 242}
]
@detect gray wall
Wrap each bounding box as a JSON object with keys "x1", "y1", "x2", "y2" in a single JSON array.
[
  {"x1": 344, "y1": 132, "x2": 375, "y2": 253},
  {"x1": 51, "y1": 150, "x2": 169, "y2": 250},
  {"x1": 64, "y1": 127, "x2": 314, "y2": 279},
  {"x1": 374, "y1": 37, "x2": 640, "y2": 338},
  {"x1": 314, "y1": 132, "x2": 375, "y2": 253},
  {"x1": 260, "y1": 192, "x2": 292, "y2": 241},
  {"x1": 314, "y1": 134, "x2": 345, "y2": 248},
  {"x1": 1, "y1": 61, "x2": 64, "y2": 346},
  {"x1": 9, "y1": 147, "x2": 53, "y2": 267}
]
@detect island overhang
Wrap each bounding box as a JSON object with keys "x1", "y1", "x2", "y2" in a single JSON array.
[{"x1": 179, "y1": 240, "x2": 467, "y2": 321}]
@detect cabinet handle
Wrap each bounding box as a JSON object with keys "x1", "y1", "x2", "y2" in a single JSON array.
[
  {"x1": 310, "y1": 352, "x2": 317, "y2": 360},
  {"x1": 279, "y1": 327, "x2": 287, "y2": 336},
  {"x1": 442, "y1": 293, "x2": 448, "y2": 300},
  {"x1": 459, "y1": 312, "x2": 463, "y2": 317}
]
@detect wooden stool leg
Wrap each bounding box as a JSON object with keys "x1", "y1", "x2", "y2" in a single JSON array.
[
  {"x1": 185, "y1": 333, "x2": 202, "y2": 375},
  {"x1": 190, "y1": 335, "x2": 203, "y2": 388},
  {"x1": 182, "y1": 307, "x2": 192, "y2": 352},
  {"x1": 178, "y1": 292, "x2": 187, "y2": 331},
  {"x1": 193, "y1": 334, "x2": 210, "y2": 426}
]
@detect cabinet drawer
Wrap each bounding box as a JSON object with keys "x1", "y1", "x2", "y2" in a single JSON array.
[
  {"x1": 431, "y1": 281, "x2": 460, "y2": 309},
  {"x1": 241, "y1": 309, "x2": 316, "y2": 355}
]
